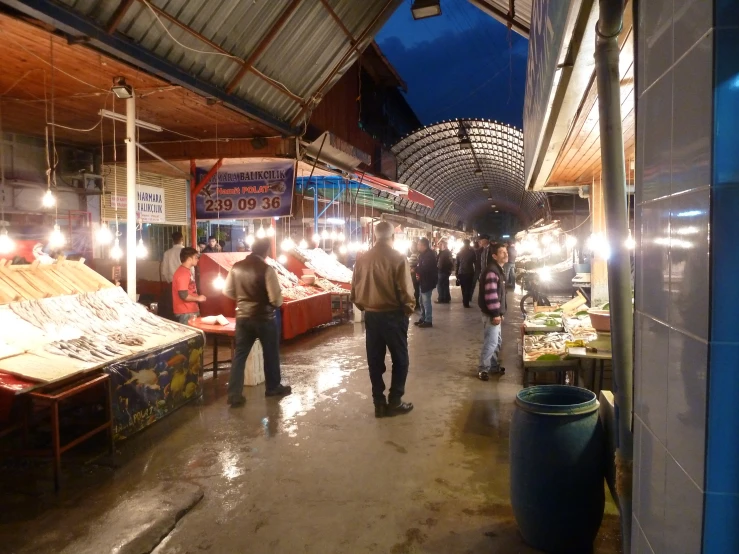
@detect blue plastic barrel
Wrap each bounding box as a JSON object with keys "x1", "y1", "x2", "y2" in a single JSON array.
[{"x1": 510, "y1": 385, "x2": 605, "y2": 554}]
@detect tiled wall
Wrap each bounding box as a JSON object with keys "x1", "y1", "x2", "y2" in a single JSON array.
[{"x1": 634, "y1": 1, "x2": 739, "y2": 553}]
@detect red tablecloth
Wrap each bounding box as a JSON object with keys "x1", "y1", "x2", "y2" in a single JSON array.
[
  {"x1": 281, "y1": 293, "x2": 333, "y2": 340},
  {"x1": 0, "y1": 371, "x2": 36, "y2": 422}
]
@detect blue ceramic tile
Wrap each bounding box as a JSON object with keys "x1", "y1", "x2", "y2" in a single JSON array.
[
  {"x1": 637, "y1": 317, "x2": 669, "y2": 441},
  {"x1": 664, "y1": 455, "x2": 704, "y2": 554},
  {"x1": 703, "y1": 492, "x2": 739, "y2": 554},
  {"x1": 639, "y1": 425, "x2": 667, "y2": 552},
  {"x1": 710, "y1": 186, "x2": 739, "y2": 343},
  {"x1": 642, "y1": 0, "x2": 673, "y2": 89},
  {"x1": 706, "y1": 343, "x2": 739, "y2": 495},
  {"x1": 642, "y1": 75, "x2": 673, "y2": 203},
  {"x1": 669, "y1": 188, "x2": 710, "y2": 340},
  {"x1": 713, "y1": 29, "x2": 739, "y2": 187},
  {"x1": 673, "y1": 0, "x2": 712, "y2": 62},
  {"x1": 672, "y1": 33, "x2": 713, "y2": 195},
  {"x1": 639, "y1": 200, "x2": 671, "y2": 322},
  {"x1": 667, "y1": 329, "x2": 708, "y2": 488}
]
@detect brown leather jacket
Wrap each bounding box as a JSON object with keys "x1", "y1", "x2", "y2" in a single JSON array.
[
  {"x1": 224, "y1": 255, "x2": 283, "y2": 320},
  {"x1": 351, "y1": 240, "x2": 415, "y2": 314}
]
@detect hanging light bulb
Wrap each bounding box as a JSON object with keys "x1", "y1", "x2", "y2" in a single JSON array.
[
  {"x1": 299, "y1": 238, "x2": 308, "y2": 249},
  {"x1": 338, "y1": 245, "x2": 347, "y2": 255},
  {"x1": 266, "y1": 226, "x2": 275, "y2": 237},
  {"x1": 136, "y1": 238, "x2": 148, "y2": 259},
  {"x1": 277, "y1": 254, "x2": 288, "y2": 264},
  {"x1": 550, "y1": 243, "x2": 562, "y2": 254},
  {"x1": 42, "y1": 189, "x2": 56, "y2": 208},
  {"x1": 330, "y1": 230, "x2": 338, "y2": 241},
  {"x1": 280, "y1": 237, "x2": 294, "y2": 251},
  {"x1": 246, "y1": 234, "x2": 255, "y2": 247},
  {"x1": 321, "y1": 229, "x2": 329, "y2": 240},
  {"x1": 256, "y1": 227, "x2": 266, "y2": 239},
  {"x1": 0, "y1": 229, "x2": 15, "y2": 255},
  {"x1": 625, "y1": 231, "x2": 636, "y2": 250},
  {"x1": 312, "y1": 233, "x2": 321, "y2": 244},
  {"x1": 330, "y1": 252, "x2": 337, "y2": 260},
  {"x1": 337, "y1": 231, "x2": 346, "y2": 242},
  {"x1": 96, "y1": 224, "x2": 113, "y2": 245},
  {"x1": 110, "y1": 238, "x2": 123, "y2": 260},
  {"x1": 213, "y1": 274, "x2": 225, "y2": 290},
  {"x1": 565, "y1": 235, "x2": 578, "y2": 248},
  {"x1": 49, "y1": 224, "x2": 65, "y2": 248}
]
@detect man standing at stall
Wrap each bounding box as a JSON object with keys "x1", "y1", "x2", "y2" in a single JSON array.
[
  {"x1": 351, "y1": 221, "x2": 415, "y2": 418},
  {"x1": 224, "y1": 238, "x2": 291, "y2": 407},
  {"x1": 456, "y1": 239, "x2": 477, "y2": 308},
  {"x1": 478, "y1": 243, "x2": 508, "y2": 381},
  {"x1": 436, "y1": 240, "x2": 454, "y2": 304},
  {"x1": 415, "y1": 237, "x2": 437, "y2": 328},
  {"x1": 159, "y1": 231, "x2": 185, "y2": 321},
  {"x1": 172, "y1": 247, "x2": 206, "y2": 326}
]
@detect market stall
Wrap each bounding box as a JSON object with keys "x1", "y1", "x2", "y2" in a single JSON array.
[
  {"x1": 198, "y1": 253, "x2": 334, "y2": 340},
  {"x1": 0, "y1": 260, "x2": 204, "y2": 453}
]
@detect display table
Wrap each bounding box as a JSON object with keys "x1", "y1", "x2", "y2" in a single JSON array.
[
  {"x1": 566, "y1": 347, "x2": 612, "y2": 395},
  {"x1": 281, "y1": 292, "x2": 333, "y2": 340}
]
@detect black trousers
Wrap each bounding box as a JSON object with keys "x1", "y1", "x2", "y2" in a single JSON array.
[
  {"x1": 365, "y1": 311, "x2": 410, "y2": 406},
  {"x1": 411, "y1": 272, "x2": 420, "y2": 308},
  {"x1": 228, "y1": 317, "x2": 282, "y2": 396},
  {"x1": 458, "y1": 273, "x2": 475, "y2": 306},
  {"x1": 159, "y1": 282, "x2": 175, "y2": 321},
  {"x1": 437, "y1": 272, "x2": 451, "y2": 302}
]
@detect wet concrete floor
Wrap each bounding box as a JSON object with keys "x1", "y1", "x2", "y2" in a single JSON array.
[{"x1": 0, "y1": 287, "x2": 622, "y2": 554}]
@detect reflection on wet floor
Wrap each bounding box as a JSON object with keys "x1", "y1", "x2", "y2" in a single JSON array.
[{"x1": 0, "y1": 289, "x2": 622, "y2": 554}]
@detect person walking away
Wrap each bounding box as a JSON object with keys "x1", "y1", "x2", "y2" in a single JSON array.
[
  {"x1": 415, "y1": 238, "x2": 437, "y2": 328},
  {"x1": 504, "y1": 242, "x2": 517, "y2": 289},
  {"x1": 478, "y1": 243, "x2": 509, "y2": 380},
  {"x1": 436, "y1": 240, "x2": 453, "y2": 303},
  {"x1": 408, "y1": 242, "x2": 420, "y2": 310},
  {"x1": 456, "y1": 239, "x2": 477, "y2": 308},
  {"x1": 351, "y1": 221, "x2": 415, "y2": 418},
  {"x1": 159, "y1": 231, "x2": 185, "y2": 321},
  {"x1": 224, "y1": 238, "x2": 291, "y2": 407},
  {"x1": 172, "y1": 247, "x2": 206, "y2": 325}
]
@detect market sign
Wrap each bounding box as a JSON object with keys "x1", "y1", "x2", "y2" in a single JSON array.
[
  {"x1": 111, "y1": 185, "x2": 166, "y2": 223},
  {"x1": 195, "y1": 160, "x2": 295, "y2": 220}
]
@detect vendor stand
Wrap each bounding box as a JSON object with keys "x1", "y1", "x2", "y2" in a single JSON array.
[
  {"x1": 0, "y1": 260, "x2": 204, "y2": 488},
  {"x1": 285, "y1": 247, "x2": 353, "y2": 321},
  {"x1": 198, "y1": 253, "x2": 334, "y2": 340}
]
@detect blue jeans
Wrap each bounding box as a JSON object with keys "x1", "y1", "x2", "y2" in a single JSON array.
[
  {"x1": 176, "y1": 312, "x2": 198, "y2": 325},
  {"x1": 365, "y1": 311, "x2": 410, "y2": 405},
  {"x1": 228, "y1": 317, "x2": 282, "y2": 397},
  {"x1": 419, "y1": 290, "x2": 433, "y2": 323},
  {"x1": 479, "y1": 315, "x2": 503, "y2": 371}
]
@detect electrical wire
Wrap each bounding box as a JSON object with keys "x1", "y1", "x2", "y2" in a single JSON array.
[{"x1": 16, "y1": 41, "x2": 108, "y2": 92}]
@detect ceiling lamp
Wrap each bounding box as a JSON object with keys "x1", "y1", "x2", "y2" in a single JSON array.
[
  {"x1": 475, "y1": 168, "x2": 482, "y2": 176},
  {"x1": 213, "y1": 274, "x2": 225, "y2": 290},
  {"x1": 411, "y1": 0, "x2": 441, "y2": 20},
  {"x1": 299, "y1": 239, "x2": 308, "y2": 249},
  {"x1": 256, "y1": 227, "x2": 266, "y2": 239},
  {"x1": 42, "y1": 189, "x2": 56, "y2": 208},
  {"x1": 135, "y1": 238, "x2": 148, "y2": 259},
  {"x1": 487, "y1": 196, "x2": 492, "y2": 201},
  {"x1": 96, "y1": 224, "x2": 112, "y2": 245},
  {"x1": 482, "y1": 184, "x2": 489, "y2": 191},
  {"x1": 459, "y1": 137, "x2": 473, "y2": 149},
  {"x1": 110, "y1": 238, "x2": 123, "y2": 260},
  {"x1": 112, "y1": 77, "x2": 133, "y2": 99},
  {"x1": 49, "y1": 224, "x2": 65, "y2": 248}
]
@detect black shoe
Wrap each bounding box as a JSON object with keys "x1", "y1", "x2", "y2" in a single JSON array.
[
  {"x1": 387, "y1": 401, "x2": 413, "y2": 416},
  {"x1": 265, "y1": 385, "x2": 292, "y2": 397},
  {"x1": 491, "y1": 367, "x2": 506, "y2": 375},
  {"x1": 463, "y1": 304, "x2": 471, "y2": 308},
  {"x1": 228, "y1": 395, "x2": 246, "y2": 407},
  {"x1": 414, "y1": 320, "x2": 424, "y2": 326},
  {"x1": 418, "y1": 322, "x2": 433, "y2": 328},
  {"x1": 374, "y1": 404, "x2": 388, "y2": 418},
  {"x1": 478, "y1": 370, "x2": 490, "y2": 381}
]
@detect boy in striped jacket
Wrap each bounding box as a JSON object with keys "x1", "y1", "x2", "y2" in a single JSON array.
[{"x1": 477, "y1": 243, "x2": 509, "y2": 380}]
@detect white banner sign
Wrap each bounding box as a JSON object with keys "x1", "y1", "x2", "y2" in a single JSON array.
[{"x1": 112, "y1": 185, "x2": 166, "y2": 223}]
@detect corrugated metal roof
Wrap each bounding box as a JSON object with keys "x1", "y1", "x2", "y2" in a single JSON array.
[
  {"x1": 468, "y1": 0, "x2": 532, "y2": 36},
  {"x1": 52, "y1": 0, "x2": 403, "y2": 130},
  {"x1": 391, "y1": 119, "x2": 547, "y2": 226}
]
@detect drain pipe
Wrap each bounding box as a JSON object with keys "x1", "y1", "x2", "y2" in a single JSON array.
[{"x1": 594, "y1": 0, "x2": 633, "y2": 552}]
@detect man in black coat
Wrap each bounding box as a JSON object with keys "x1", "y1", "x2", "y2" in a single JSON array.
[
  {"x1": 456, "y1": 239, "x2": 478, "y2": 308},
  {"x1": 414, "y1": 237, "x2": 437, "y2": 328},
  {"x1": 436, "y1": 240, "x2": 454, "y2": 304}
]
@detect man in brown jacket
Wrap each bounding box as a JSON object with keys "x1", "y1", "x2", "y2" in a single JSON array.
[{"x1": 351, "y1": 221, "x2": 416, "y2": 418}]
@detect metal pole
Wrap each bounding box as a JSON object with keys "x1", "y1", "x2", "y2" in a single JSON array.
[
  {"x1": 595, "y1": 1, "x2": 632, "y2": 551},
  {"x1": 126, "y1": 92, "x2": 137, "y2": 301}
]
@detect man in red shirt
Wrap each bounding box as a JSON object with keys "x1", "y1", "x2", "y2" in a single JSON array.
[{"x1": 172, "y1": 247, "x2": 206, "y2": 325}]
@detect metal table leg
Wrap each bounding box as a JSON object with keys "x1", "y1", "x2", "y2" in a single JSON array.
[{"x1": 212, "y1": 335, "x2": 219, "y2": 379}]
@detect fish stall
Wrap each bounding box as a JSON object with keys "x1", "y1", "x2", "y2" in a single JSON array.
[
  {"x1": 0, "y1": 260, "x2": 204, "y2": 442},
  {"x1": 198, "y1": 253, "x2": 334, "y2": 340}
]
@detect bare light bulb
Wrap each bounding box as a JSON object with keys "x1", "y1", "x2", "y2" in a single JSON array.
[
  {"x1": 330, "y1": 252, "x2": 337, "y2": 260},
  {"x1": 550, "y1": 243, "x2": 562, "y2": 254},
  {"x1": 330, "y1": 230, "x2": 338, "y2": 241},
  {"x1": 0, "y1": 229, "x2": 15, "y2": 255},
  {"x1": 42, "y1": 189, "x2": 56, "y2": 208},
  {"x1": 136, "y1": 238, "x2": 148, "y2": 259},
  {"x1": 339, "y1": 245, "x2": 347, "y2": 255},
  {"x1": 280, "y1": 238, "x2": 294, "y2": 251},
  {"x1": 96, "y1": 225, "x2": 113, "y2": 245},
  {"x1": 277, "y1": 254, "x2": 288, "y2": 264},
  {"x1": 565, "y1": 235, "x2": 577, "y2": 248},
  {"x1": 299, "y1": 239, "x2": 308, "y2": 249},
  {"x1": 110, "y1": 239, "x2": 123, "y2": 260},
  {"x1": 266, "y1": 226, "x2": 275, "y2": 237},
  {"x1": 337, "y1": 231, "x2": 346, "y2": 242},
  {"x1": 246, "y1": 234, "x2": 255, "y2": 247},
  {"x1": 213, "y1": 274, "x2": 225, "y2": 290},
  {"x1": 321, "y1": 229, "x2": 329, "y2": 240},
  {"x1": 49, "y1": 224, "x2": 65, "y2": 248},
  {"x1": 312, "y1": 233, "x2": 321, "y2": 244},
  {"x1": 256, "y1": 227, "x2": 266, "y2": 239},
  {"x1": 625, "y1": 233, "x2": 636, "y2": 250}
]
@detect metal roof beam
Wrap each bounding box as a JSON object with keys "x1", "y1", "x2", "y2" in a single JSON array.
[
  {"x1": 318, "y1": 0, "x2": 357, "y2": 48},
  {"x1": 467, "y1": 0, "x2": 529, "y2": 38},
  {"x1": 225, "y1": 0, "x2": 303, "y2": 95},
  {"x1": 106, "y1": 0, "x2": 134, "y2": 34},
  {"x1": 1, "y1": 0, "x2": 296, "y2": 135}
]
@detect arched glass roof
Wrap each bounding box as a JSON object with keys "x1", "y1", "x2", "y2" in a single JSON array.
[{"x1": 391, "y1": 119, "x2": 548, "y2": 227}]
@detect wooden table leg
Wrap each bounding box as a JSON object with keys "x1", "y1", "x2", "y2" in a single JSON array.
[
  {"x1": 51, "y1": 401, "x2": 61, "y2": 492},
  {"x1": 212, "y1": 335, "x2": 218, "y2": 379}
]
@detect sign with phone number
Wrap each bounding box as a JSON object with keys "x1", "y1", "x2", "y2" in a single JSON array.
[{"x1": 195, "y1": 160, "x2": 295, "y2": 220}]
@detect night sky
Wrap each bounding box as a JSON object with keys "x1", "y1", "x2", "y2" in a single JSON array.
[{"x1": 376, "y1": 0, "x2": 529, "y2": 128}]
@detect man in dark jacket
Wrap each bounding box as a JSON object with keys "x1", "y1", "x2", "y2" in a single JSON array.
[
  {"x1": 456, "y1": 239, "x2": 477, "y2": 308},
  {"x1": 408, "y1": 242, "x2": 420, "y2": 309},
  {"x1": 415, "y1": 237, "x2": 437, "y2": 328},
  {"x1": 436, "y1": 240, "x2": 454, "y2": 304},
  {"x1": 477, "y1": 243, "x2": 508, "y2": 380}
]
